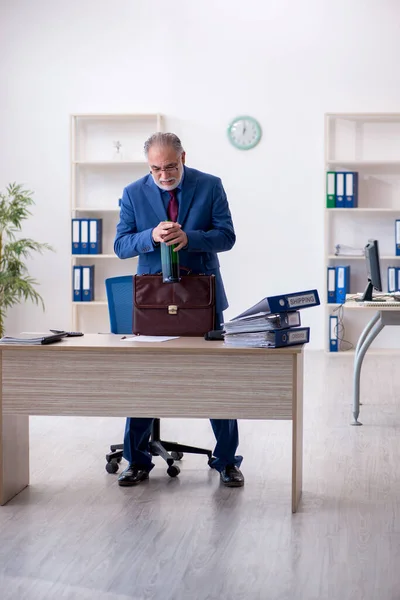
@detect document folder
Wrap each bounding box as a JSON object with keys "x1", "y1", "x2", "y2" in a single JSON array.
[
  {"x1": 326, "y1": 172, "x2": 336, "y2": 208},
  {"x1": 388, "y1": 267, "x2": 396, "y2": 293},
  {"x1": 73, "y1": 266, "x2": 82, "y2": 301},
  {"x1": 327, "y1": 267, "x2": 336, "y2": 304},
  {"x1": 344, "y1": 172, "x2": 358, "y2": 208},
  {"x1": 396, "y1": 220, "x2": 400, "y2": 256},
  {"x1": 80, "y1": 219, "x2": 89, "y2": 254},
  {"x1": 72, "y1": 219, "x2": 81, "y2": 254},
  {"x1": 233, "y1": 290, "x2": 320, "y2": 320},
  {"x1": 223, "y1": 311, "x2": 301, "y2": 334},
  {"x1": 335, "y1": 173, "x2": 345, "y2": 208},
  {"x1": 224, "y1": 327, "x2": 310, "y2": 348},
  {"x1": 89, "y1": 219, "x2": 103, "y2": 254},
  {"x1": 329, "y1": 315, "x2": 338, "y2": 352},
  {"x1": 336, "y1": 266, "x2": 350, "y2": 304},
  {"x1": 82, "y1": 265, "x2": 94, "y2": 301}
]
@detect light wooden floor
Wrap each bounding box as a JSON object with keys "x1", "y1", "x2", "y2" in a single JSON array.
[{"x1": 1, "y1": 350, "x2": 400, "y2": 600}]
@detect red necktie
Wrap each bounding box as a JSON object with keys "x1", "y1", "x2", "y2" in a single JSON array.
[{"x1": 167, "y1": 189, "x2": 179, "y2": 222}]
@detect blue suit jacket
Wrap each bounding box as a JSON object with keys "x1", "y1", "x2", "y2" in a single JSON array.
[{"x1": 114, "y1": 166, "x2": 236, "y2": 314}]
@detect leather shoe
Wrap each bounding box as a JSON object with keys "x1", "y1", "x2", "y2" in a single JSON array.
[
  {"x1": 220, "y1": 465, "x2": 244, "y2": 487},
  {"x1": 118, "y1": 464, "x2": 149, "y2": 487}
]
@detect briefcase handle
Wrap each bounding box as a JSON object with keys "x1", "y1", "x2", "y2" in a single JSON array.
[{"x1": 154, "y1": 266, "x2": 202, "y2": 276}]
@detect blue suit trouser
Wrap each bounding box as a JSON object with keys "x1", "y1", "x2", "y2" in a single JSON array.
[
  {"x1": 122, "y1": 417, "x2": 243, "y2": 473},
  {"x1": 122, "y1": 313, "x2": 243, "y2": 473}
]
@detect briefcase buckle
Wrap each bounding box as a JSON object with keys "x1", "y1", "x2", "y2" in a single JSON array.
[{"x1": 168, "y1": 305, "x2": 178, "y2": 315}]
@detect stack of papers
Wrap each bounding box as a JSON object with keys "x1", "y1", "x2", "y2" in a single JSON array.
[
  {"x1": 334, "y1": 244, "x2": 364, "y2": 257},
  {"x1": 0, "y1": 333, "x2": 66, "y2": 345}
]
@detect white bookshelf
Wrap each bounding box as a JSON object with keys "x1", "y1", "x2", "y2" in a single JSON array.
[
  {"x1": 325, "y1": 113, "x2": 400, "y2": 354},
  {"x1": 71, "y1": 113, "x2": 163, "y2": 332}
]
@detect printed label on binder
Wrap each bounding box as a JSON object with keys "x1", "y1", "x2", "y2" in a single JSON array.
[{"x1": 287, "y1": 292, "x2": 317, "y2": 308}]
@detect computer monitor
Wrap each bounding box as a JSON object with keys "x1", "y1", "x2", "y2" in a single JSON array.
[{"x1": 359, "y1": 239, "x2": 382, "y2": 301}]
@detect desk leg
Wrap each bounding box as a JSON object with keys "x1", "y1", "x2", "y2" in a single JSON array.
[
  {"x1": 352, "y1": 313, "x2": 383, "y2": 426},
  {"x1": 0, "y1": 355, "x2": 29, "y2": 505},
  {"x1": 292, "y1": 352, "x2": 303, "y2": 513}
]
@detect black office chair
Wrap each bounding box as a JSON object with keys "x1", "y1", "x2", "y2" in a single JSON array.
[{"x1": 104, "y1": 275, "x2": 213, "y2": 478}]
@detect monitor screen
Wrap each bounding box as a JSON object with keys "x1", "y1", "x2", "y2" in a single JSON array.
[{"x1": 360, "y1": 239, "x2": 382, "y2": 301}]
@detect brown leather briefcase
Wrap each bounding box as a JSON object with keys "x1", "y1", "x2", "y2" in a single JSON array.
[{"x1": 133, "y1": 273, "x2": 216, "y2": 336}]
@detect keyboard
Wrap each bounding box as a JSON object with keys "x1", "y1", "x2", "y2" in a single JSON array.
[{"x1": 361, "y1": 301, "x2": 400, "y2": 307}]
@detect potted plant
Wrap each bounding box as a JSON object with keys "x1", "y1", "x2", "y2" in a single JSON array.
[{"x1": 0, "y1": 183, "x2": 53, "y2": 337}]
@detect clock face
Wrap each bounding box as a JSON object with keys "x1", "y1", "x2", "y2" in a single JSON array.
[{"x1": 227, "y1": 116, "x2": 262, "y2": 150}]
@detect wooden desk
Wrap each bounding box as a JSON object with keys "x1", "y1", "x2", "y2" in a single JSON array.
[{"x1": 0, "y1": 335, "x2": 304, "y2": 512}]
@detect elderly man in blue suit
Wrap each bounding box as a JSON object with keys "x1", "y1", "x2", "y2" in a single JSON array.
[{"x1": 114, "y1": 132, "x2": 244, "y2": 488}]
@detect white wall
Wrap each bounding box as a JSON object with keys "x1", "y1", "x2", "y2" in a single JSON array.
[{"x1": 1, "y1": 0, "x2": 400, "y2": 347}]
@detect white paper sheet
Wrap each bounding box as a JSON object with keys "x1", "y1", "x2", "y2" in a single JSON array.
[{"x1": 121, "y1": 335, "x2": 180, "y2": 343}]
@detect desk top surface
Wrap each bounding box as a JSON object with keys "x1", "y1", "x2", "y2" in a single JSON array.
[{"x1": 0, "y1": 334, "x2": 303, "y2": 355}]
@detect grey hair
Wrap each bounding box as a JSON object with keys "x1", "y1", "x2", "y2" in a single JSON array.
[{"x1": 144, "y1": 132, "x2": 184, "y2": 158}]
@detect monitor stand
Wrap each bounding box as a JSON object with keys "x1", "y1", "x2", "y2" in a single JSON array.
[{"x1": 357, "y1": 280, "x2": 374, "y2": 302}]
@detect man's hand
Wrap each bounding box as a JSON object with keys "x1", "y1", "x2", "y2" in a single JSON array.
[
  {"x1": 163, "y1": 226, "x2": 188, "y2": 252},
  {"x1": 152, "y1": 221, "x2": 188, "y2": 251},
  {"x1": 152, "y1": 221, "x2": 181, "y2": 243}
]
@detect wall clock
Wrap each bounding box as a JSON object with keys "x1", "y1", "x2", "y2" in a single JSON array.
[{"x1": 227, "y1": 116, "x2": 262, "y2": 150}]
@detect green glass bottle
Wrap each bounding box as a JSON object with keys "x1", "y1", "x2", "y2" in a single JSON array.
[{"x1": 161, "y1": 241, "x2": 180, "y2": 283}]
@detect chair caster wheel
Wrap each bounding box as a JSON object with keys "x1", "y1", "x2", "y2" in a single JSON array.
[
  {"x1": 106, "y1": 460, "x2": 119, "y2": 474},
  {"x1": 167, "y1": 465, "x2": 180, "y2": 478},
  {"x1": 171, "y1": 451, "x2": 183, "y2": 461}
]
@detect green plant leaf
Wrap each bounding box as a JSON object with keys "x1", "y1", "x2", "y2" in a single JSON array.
[{"x1": 0, "y1": 183, "x2": 54, "y2": 337}]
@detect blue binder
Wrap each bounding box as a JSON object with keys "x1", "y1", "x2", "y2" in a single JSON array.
[
  {"x1": 271, "y1": 327, "x2": 310, "y2": 347},
  {"x1": 397, "y1": 267, "x2": 400, "y2": 292},
  {"x1": 327, "y1": 267, "x2": 336, "y2": 304},
  {"x1": 344, "y1": 172, "x2": 358, "y2": 208},
  {"x1": 73, "y1": 266, "x2": 82, "y2": 301},
  {"x1": 396, "y1": 220, "x2": 400, "y2": 256},
  {"x1": 82, "y1": 265, "x2": 95, "y2": 301},
  {"x1": 72, "y1": 219, "x2": 81, "y2": 254},
  {"x1": 388, "y1": 267, "x2": 396, "y2": 293},
  {"x1": 89, "y1": 219, "x2": 103, "y2": 254},
  {"x1": 266, "y1": 290, "x2": 320, "y2": 313},
  {"x1": 329, "y1": 315, "x2": 338, "y2": 352},
  {"x1": 80, "y1": 219, "x2": 89, "y2": 254},
  {"x1": 335, "y1": 266, "x2": 350, "y2": 304},
  {"x1": 233, "y1": 289, "x2": 320, "y2": 320},
  {"x1": 335, "y1": 172, "x2": 345, "y2": 208}
]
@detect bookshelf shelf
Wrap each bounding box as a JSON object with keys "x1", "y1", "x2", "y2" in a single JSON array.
[
  {"x1": 72, "y1": 254, "x2": 117, "y2": 259},
  {"x1": 325, "y1": 112, "x2": 400, "y2": 353},
  {"x1": 73, "y1": 208, "x2": 120, "y2": 212},
  {"x1": 71, "y1": 113, "x2": 163, "y2": 332},
  {"x1": 327, "y1": 160, "x2": 400, "y2": 167},
  {"x1": 326, "y1": 208, "x2": 400, "y2": 213},
  {"x1": 73, "y1": 161, "x2": 148, "y2": 166},
  {"x1": 73, "y1": 301, "x2": 108, "y2": 307},
  {"x1": 328, "y1": 255, "x2": 400, "y2": 260}
]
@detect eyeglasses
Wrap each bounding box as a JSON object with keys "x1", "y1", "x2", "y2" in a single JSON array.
[{"x1": 150, "y1": 163, "x2": 179, "y2": 174}]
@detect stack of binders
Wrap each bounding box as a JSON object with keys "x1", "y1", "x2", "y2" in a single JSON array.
[
  {"x1": 72, "y1": 219, "x2": 103, "y2": 254},
  {"x1": 387, "y1": 266, "x2": 400, "y2": 293},
  {"x1": 73, "y1": 265, "x2": 95, "y2": 301},
  {"x1": 326, "y1": 171, "x2": 358, "y2": 208},
  {"x1": 223, "y1": 289, "x2": 320, "y2": 348},
  {"x1": 327, "y1": 265, "x2": 350, "y2": 304}
]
